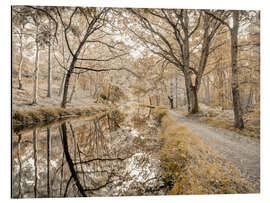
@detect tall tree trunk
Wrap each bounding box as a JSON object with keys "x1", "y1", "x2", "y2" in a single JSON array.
[
  {"x1": 17, "y1": 134, "x2": 22, "y2": 198},
  {"x1": 203, "y1": 76, "x2": 210, "y2": 104},
  {"x1": 231, "y1": 11, "x2": 244, "y2": 129},
  {"x1": 32, "y1": 39, "x2": 39, "y2": 104},
  {"x1": 218, "y1": 69, "x2": 225, "y2": 109},
  {"x1": 175, "y1": 74, "x2": 178, "y2": 109},
  {"x1": 182, "y1": 13, "x2": 199, "y2": 114},
  {"x1": 186, "y1": 84, "x2": 199, "y2": 113},
  {"x1": 184, "y1": 72, "x2": 199, "y2": 113},
  {"x1": 61, "y1": 29, "x2": 90, "y2": 108},
  {"x1": 33, "y1": 128, "x2": 38, "y2": 198},
  {"x1": 68, "y1": 48, "x2": 85, "y2": 104},
  {"x1": 47, "y1": 128, "x2": 51, "y2": 197},
  {"x1": 68, "y1": 74, "x2": 79, "y2": 104},
  {"x1": 58, "y1": 71, "x2": 66, "y2": 96},
  {"x1": 47, "y1": 36, "x2": 52, "y2": 97},
  {"x1": 60, "y1": 123, "x2": 87, "y2": 197},
  {"x1": 58, "y1": 26, "x2": 66, "y2": 97},
  {"x1": 61, "y1": 68, "x2": 73, "y2": 108}
]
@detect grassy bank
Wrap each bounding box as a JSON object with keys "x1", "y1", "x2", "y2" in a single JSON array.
[
  {"x1": 194, "y1": 116, "x2": 260, "y2": 138},
  {"x1": 12, "y1": 105, "x2": 112, "y2": 130},
  {"x1": 152, "y1": 107, "x2": 255, "y2": 194},
  {"x1": 176, "y1": 108, "x2": 260, "y2": 138}
]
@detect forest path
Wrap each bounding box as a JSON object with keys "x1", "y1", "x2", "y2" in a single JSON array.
[{"x1": 169, "y1": 110, "x2": 260, "y2": 191}]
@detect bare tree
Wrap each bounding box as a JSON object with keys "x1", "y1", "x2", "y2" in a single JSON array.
[
  {"x1": 205, "y1": 10, "x2": 244, "y2": 129},
  {"x1": 56, "y1": 7, "x2": 131, "y2": 108},
  {"x1": 127, "y1": 9, "x2": 224, "y2": 113},
  {"x1": 15, "y1": 30, "x2": 24, "y2": 90},
  {"x1": 17, "y1": 6, "x2": 58, "y2": 104},
  {"x1": 32, "y1": 21, "x2": 40, "y2": 104},
  {"x1": 47, "y1": 20, "x2": 52, "y2": 97},
  {"x1": 12, "y1": 6, "x2": 34, "y2": 90},
  {"x1": 56, "y1": 7, "x2": 111, "y2": 108}
]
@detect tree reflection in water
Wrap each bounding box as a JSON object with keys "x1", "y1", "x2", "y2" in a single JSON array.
[{"x1": 12, "y1": 112, "x2": 166, "y2": 198}]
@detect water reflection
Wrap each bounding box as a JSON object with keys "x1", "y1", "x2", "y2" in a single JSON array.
[{"x1": 12, "y1": 112, "x2": 166, "y2": 198}]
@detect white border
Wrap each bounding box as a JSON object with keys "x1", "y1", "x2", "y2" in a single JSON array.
[{"x1": 2, "y1": 0, "x2": 269, "y2": 203}]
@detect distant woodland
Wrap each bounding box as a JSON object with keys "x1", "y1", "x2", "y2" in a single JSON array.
[{"x1": 12, "y1": 6, "x2": 260, "y2": 130}]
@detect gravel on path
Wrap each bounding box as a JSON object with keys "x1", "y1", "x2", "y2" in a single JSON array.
[{"x1": 169, "y1": 110, "x2": 260, "y2": 192}]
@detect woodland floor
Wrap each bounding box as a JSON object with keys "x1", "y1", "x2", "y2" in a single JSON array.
[{"x1": 169, "y1": 110, "x2": 260, "y2": 192}]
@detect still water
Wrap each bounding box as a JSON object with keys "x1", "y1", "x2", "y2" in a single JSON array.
[{"x1": 12, "y1": 111, "x2": 167, "y2": 198}]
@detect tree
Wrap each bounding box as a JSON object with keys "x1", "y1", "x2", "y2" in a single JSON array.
[
  {"x1": 32, "y1": 20, "x2": 40, "y2": 104},
  {"x1": 13, "y1": 28, "x2": 24, "y2": 89},
  {"x1": 205, "y1": 10, "x2": 244, "y2": 129},
  {"x1": 47, "y1": 20, "x2": 52, "y2": 97},
  {"x1": 13, "y1": 6, "x2": 58, "y2": 104},
  {"x1": 12, "y1": 6, "x2": 34, "y2": 90},
  {"x1": 56, "y1": 7, "x2": 129, "y2": 108},
  {"x1": 126, "y1": 9, "x2": 224, "y2": 113}
]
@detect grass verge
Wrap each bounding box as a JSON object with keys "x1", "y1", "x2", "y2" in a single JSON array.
[
  {"x1": 12, "y1": 105, "x2": 112, "y2": 130},
  {"x1": 152, "y1": 107, "x2": 256, "y2": 194},
  {"x1": 189, "y1": 115, "x2": 260, "y2": 138}
]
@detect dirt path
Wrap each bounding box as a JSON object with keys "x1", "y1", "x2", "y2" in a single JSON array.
[{"x1": 169, "y1": 110, "x2": 260, "y2": 192}]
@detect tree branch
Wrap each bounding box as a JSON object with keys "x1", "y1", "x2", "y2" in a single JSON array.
[
  {"x1": 74, "y1": 66, "x2": 140, "y2": 78},
  {"x1": 188, "y1": 11, "x2": 202, "y2": 37},
  {"x1": 26, "y1": 6, "x2": 59, "y2": 41},
  {"x1": 204, "y1": 10, "x2": 231, "y2": 30},
  {"x1": 76, "y1": 52, "x2": 128, "y2": 61}
]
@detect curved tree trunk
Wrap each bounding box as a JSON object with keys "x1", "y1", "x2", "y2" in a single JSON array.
[
  {"x1": 68, "y1": 74, "x2": 79, "y2": 104},
  {"x1": 18, "y1": 34, "x2": 23, "y2": 89},
  {"x1": 182, "y1": 15, "x2": 199, "y2": 114},
  {"x1": 60, "y1": 122, "x2": 87, "y2": 197},
  {"x1": 61, "y1": 24, "x2": 92, "y2": 108},
  {"x1": 18, "y1": 52, "x2": 23, "y2": 89},
  {"x1": 61, "y1": 68, "x2": 73, "y2": 108},
  {"x1": 58, "y1": 26, "x2": 66, "y2": 97}
]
